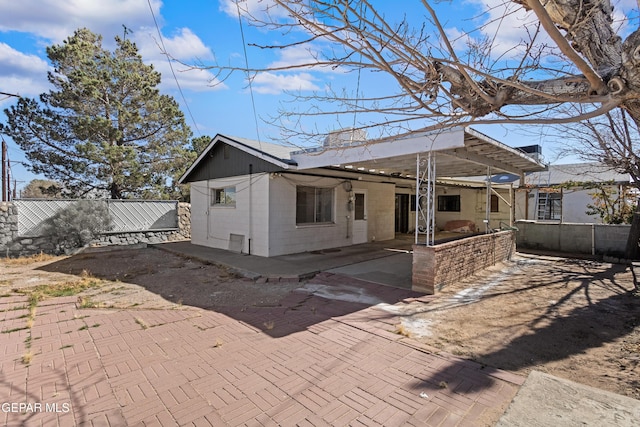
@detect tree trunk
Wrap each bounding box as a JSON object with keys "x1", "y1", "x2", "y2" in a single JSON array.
[
  {"x1": 109, "y1": 182, "x2": 122, "y2": 199},
  {"x1": 625, "y1": 197, "x2": 640, "y2": 260}
]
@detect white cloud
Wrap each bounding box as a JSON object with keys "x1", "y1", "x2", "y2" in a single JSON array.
[
  {"x1": 0, "y1": 43, "x2": 49, "y2": 75},
  {"x1": 0, "y1": 43, "x2": 51, "y2": 98},
  {"x1": 0, "y1": 0, "x2": 160, "y2": 43},
  {"x1": 268, "y1": 44, "x2": 319, "y2": 70},
  {"x1": 252, "y1": 72, "x2": 319, "y2": 94},
  {"x1": 611, "y1": 0, "x2": 637, "y2": 37},
  {"x1": 135, "y1": 27, "x2": 214, "y2": 62},
  {"x1": 0, "y1": 1, "x2": 222, "y2": 94},
  {"x1": 456, "y1": 0, "x2": 545, "y2": 59},
  {"x1": 458, "y1": 0, "x2": 637, "y2": 62},
  {"x1": 219, "y1": 0, "x2": 289, "y2": 20},
  {"x1": 133, "y1": 27, "x2": 223, "y2": 92},
  {"x1": 153, "y1": 60, "x2": 227, "y2": 92}
]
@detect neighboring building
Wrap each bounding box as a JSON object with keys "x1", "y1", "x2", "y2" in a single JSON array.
[
  {"x1": 179, "y1": 128, "x2": 544, "y2": 257},
  {"x1": 506, "y1": 163, "x2": 633, "y2": 223}
]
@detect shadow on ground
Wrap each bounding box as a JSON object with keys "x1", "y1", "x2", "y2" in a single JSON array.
[
  {"x1": 478, "y1": 260, "x2": 640, "y2": 373},
  {"x1": 37, "y1": 247, "x2": 640, "y2": 399},
  {"x1": 398, "y1": 257, "x2": 640, "y2": 398},
  {"x1": 38, "y1": 246, "x2": 424, "y2": 338}
]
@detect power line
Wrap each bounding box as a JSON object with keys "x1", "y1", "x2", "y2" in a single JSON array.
[
  {"x1": 351, "y1": 2, "x2": 366, "y2": 136},
  {"x1": 0, "y1": 91, "x2": 20, "y2": 103},
  {"x1": 235, "y1": 0, "x2": 262, "y2": 147},
  {"x1": 146, "y1": 0, "x2": 201, "y2": 136}
]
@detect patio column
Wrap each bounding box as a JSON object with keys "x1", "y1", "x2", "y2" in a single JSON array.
[
  {"x1": 415, "y1": 152, "x2": 436, "y2": 246},
  {"x1": 485, "y1": 166, "x2": 492, "y2": 233}
]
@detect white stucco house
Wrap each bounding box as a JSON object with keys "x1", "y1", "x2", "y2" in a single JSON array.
[
  {"x1": 178, "y1": 127, "x2": 546, "y2": 258},
  {"x1": 505, "y1": 163, "x2": 633, "y2": 223}
]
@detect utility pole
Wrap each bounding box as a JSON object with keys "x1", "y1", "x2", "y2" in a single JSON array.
[
  {"x1": 1, "y1": 91, "x2": 19, "y2": 202},
  {"x1": 1, "y1": 139, "x2": 7, "y2": 202}
]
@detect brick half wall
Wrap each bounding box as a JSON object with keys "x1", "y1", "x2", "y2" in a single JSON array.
[{"x1": 412, "y1": 230, "x2": 516, "y2": 294}]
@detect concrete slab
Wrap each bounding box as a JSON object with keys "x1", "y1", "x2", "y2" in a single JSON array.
[
  {"x1": 497, "y1": 370, "x2": 640, "y2": 427},
  {"x1": 153, "y1": 238, "x2": 414, "y2": 282},
  {"x1": 327, "y1": 252, "x2": 413, "y2": 289}
]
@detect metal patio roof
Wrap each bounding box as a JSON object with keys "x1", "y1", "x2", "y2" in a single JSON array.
[{"x1": 291, "y1": 127, "x2": 546, "y2": 179}]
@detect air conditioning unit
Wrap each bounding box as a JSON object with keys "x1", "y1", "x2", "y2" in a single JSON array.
[{"x1": 323, "y1": 128, "x2": 367, "y2": 148}]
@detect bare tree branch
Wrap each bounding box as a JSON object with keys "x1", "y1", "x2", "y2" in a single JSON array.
[
  {"x1": 178, "y1": 0, "x2": 640, "y2": 142},
  {"x1": 524, "y1": 0, "x2": 606, "y2": 94}
]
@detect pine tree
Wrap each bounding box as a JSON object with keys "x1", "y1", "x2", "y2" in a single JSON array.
[{"x1": 1, "y1": 28, "x2": 192, "y2": 199}]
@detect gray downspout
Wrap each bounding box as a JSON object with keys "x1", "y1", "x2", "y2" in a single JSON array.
[{"x1": 248, "y1": 164, "x2": 253, "y2": 255}]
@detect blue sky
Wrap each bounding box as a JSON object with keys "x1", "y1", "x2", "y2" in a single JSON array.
[{"x1": 0, "y1": 0, "x2": 636, "y2": 193}]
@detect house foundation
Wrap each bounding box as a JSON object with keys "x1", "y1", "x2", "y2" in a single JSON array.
[{"x1": 412, "y1": 230, "x2": 516, "y2": 294}]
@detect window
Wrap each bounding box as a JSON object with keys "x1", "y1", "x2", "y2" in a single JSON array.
[
  {"x1": 491, "y1": 194, "x2": 499, "y2": 212},
  {"x1": 437, "y1": 195, "x2": 460, "y2": 212},
  {"x1": 212, "y1": 187, "x2": 236, "y2": 206},
  {"x1": 296, "y1": 186, "x2": 334, "y2": 224},
  {"x1": 354, "y1": 193, "x2": 365, "y2": 220},
  {"x1": 537, "y1": 192, "x2": 562, "y2": 220}
]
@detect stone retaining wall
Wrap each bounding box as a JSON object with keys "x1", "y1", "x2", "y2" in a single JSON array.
[
  {"x1": 1, "y1": 201, "x2": 191, "y2": 257},
  {"x1": 412, "y1": 230, "x2": 515, "y2": 294},
  {"x1": 0, "y1": 202, "x2": 19, "y2": 255}
]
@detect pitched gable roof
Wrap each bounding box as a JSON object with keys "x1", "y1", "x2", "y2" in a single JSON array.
[{"x1": 179, "y1": 134, "x2": 296, "y2": 184}]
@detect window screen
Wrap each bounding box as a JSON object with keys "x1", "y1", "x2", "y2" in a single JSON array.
[
  {"x1": 437, "y1": 195, "x2": 460, "y2": 212},
  {"x1": 296, "y1": 186, "x2": 334, "y2": 224}
]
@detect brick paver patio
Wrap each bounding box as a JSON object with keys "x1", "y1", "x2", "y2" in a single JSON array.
[{"x1": 1, "y1": 273, "x2": 523, "y2": 426}]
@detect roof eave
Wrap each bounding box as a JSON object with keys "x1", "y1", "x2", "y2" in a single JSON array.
[{"x1": 178, "y1": 134, "x2": 297, "y2": 184}]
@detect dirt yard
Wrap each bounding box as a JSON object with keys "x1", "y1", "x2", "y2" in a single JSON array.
[
  {"x1": 0, "y1": 246, "x2": 302, "y2": 310},
  {"x1": 394, "y1": 253, "x2": 640, "y2": 400},
  {"x1": 1, "y1": 246, "x2": 639, "y2": 401}
]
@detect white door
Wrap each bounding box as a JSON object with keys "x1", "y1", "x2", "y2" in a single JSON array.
[{"x1": 352, "y1": 191, "x2": 367, "y2": 244}]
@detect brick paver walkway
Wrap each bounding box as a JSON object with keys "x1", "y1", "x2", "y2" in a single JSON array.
[{"x1": 1, "y1": 273, "x2": 523, "y2": 426}]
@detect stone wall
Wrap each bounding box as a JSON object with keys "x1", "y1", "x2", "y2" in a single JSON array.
[
  {"x1": 0, "y1": 202, "x2": 19, "y2": 255},
  {"x1": 92, "y1": 203, "x2": 191, "y2": 246},
  {"x1": 177, "y1": 202, "x2": 191, "y2": 240},
  {"x1": 412, "y1": 230, "x2": 516, "y2": 294},
  {"x1": 0, "y1": 201, "x2": 191, "y2": 257}
]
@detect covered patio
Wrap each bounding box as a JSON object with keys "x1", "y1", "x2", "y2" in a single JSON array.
[
  {"x1": 292, "y1": 127, "x2": 544, "y2": 243},
  {"x1": 292, "y1": 127, "x2": 546, "y2": 293},
  {"x1": 181, "y1": 126, "x2": 545, "y2": 293}
]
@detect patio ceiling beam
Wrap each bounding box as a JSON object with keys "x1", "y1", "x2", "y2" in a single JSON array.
[{"x1": 439, "y1": 148, "x2": 525, "y2": 176}]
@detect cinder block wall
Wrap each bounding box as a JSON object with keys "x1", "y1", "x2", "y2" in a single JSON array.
[
  {"x1": 412, "y1": 231, "x2": 515, "y2": 294},
  {"x1": 515, "y1": 220, "x2": 629, "y2": 257}
]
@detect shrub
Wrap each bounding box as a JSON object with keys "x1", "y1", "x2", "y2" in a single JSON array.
[{"x1": 44, "y1": 201, "x2": 111, "y2": 252}]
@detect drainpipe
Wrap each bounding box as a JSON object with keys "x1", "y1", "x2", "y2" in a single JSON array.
[
  {"x1": 207, "y1": 179, "x2": 211, "y2": 239},
  {"x1": 591, "y1": 223, "x2": 596, "y2": 256},
  {"x1": 248, "y1": 164, "x2": 253, "y2": 255}
]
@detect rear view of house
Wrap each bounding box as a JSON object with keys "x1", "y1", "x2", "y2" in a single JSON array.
[{"x1": 179, "y1": 128, "x2": 546, "y2": 292}]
